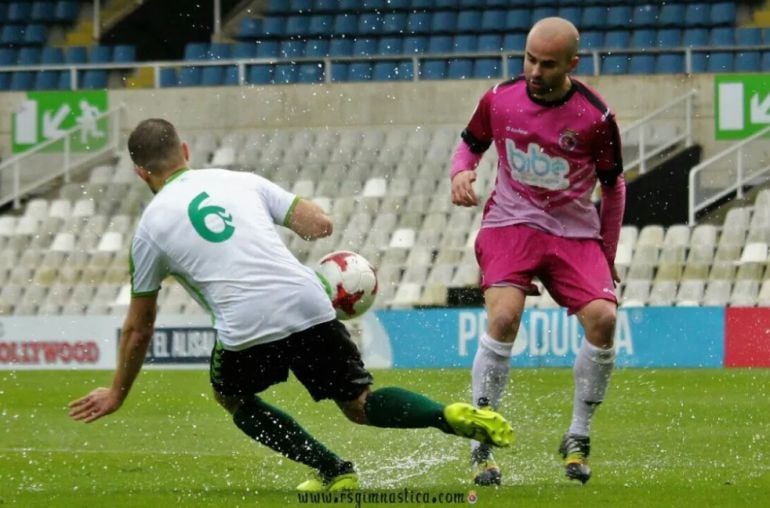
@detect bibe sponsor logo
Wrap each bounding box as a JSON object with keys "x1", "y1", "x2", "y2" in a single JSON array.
[{"x1": 505, "y1": 140, "x2": 570, "y2": 190}]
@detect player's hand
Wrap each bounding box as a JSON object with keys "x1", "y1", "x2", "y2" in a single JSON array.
[
  {"x1": 451, "y1": 170, "x2": 478, "y2": 207},
  {"x1": 610, "y1": 265, "x2": 621, "y2": 284},
  {"x1": 68, "y1": 387, "x2": 122, "y2": 423}
]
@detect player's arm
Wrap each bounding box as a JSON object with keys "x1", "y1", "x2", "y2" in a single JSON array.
[
  {"x1": 451, "y1": 92, "x2": 493, "y2": 207},
  {"x1": 595, "y1": 113, "x2": 626, "y2": 283},
  {"x1": 69, "y1": 294, "x2": 157, "y2": 423},
  {"x1": 285, "y1": 197, "x2": 333, "y2": 240}
]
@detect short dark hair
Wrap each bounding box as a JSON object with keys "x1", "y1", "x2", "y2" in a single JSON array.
[{"x1": 127, "y1": 118, "x2": 182, "y2": 173}]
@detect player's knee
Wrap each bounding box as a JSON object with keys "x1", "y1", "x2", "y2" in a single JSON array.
[
  {"x1": 487, "y1": 311, "x2": 521, "y2": 341},
  {"x1": 214, "y1": 390, "x2": 243, "y2": 415},
  {"x1": 588, "y1": 308, "x2": 617, "y2": 347},
  {"x1": 336, "y1": 389, "x2": 370, "y2": 425}
]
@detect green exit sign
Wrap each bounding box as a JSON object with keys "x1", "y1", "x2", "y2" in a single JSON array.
[{"x1": 715, "y1": 74, "x2": 770, "y2": 140}]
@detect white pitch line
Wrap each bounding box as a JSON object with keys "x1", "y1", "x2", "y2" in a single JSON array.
[{"x1": 1, "y1": 447, "x2": 249, "y2": 458}]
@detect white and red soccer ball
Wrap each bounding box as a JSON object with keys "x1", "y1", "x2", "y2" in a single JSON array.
[{"x1": 316, "y1": 250, "x2": 378, "y2": 320}]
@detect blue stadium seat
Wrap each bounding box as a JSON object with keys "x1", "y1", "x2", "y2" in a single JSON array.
[
  {"x1": 159, "y1": 68, "x2": 178, "y2": 87},
  {"x1": 707, "y1": 52, "x2": 733, "y2": 73},
  {"x1": 9, "y1": 70, "x2": 33, "y2": 90},
  {"x1": 279, "y1": 40, "x2": 305, "y2": 58},
  {"x1": 290, "y1": 0, "x2": 313, "y2": 11},
  {"x1": 331, "y1": 62, "x2": 348, "y2": 81},
  {"x1": 41, "y1": 46, "x2": 63, "y2": 64},
  {"x1": 631, "y1": 29, "x2": 656, "y2": 48},
  {"x1": 304, "y1": 39, "x2": 329, "y2": 57},
  {"x1": 378, "y1": 36, "x2": 402, "y2": 55},
  {"x1": 629, "y1": 54, "x2": 655, "y2": 74},
  {"x1": 502, "y1": 33, "x2": 526, "y2": 51},
  {"x1": 447, "y1": 59, "x2": 473, "y2": 79},
  {"x1": 256, "y1": 40, "x2": 280, "y2": 58},
  {"x1": 473, "y1": 58, "x2": 501, "y2": 79},
  {"x1": 265, "y1": 0, "x2": 290, "y2": 14},
  {"x1": 632, "y1": 5, "x2": 658, "y2": 28},
  {"x1": 432, "y1": 0, "x2": 457, "y2": 8},
  {"x1": 381, "y1": 13, "x2": 407, "y2": 35},
  {"x1": 24, "y1": 24, "x2": 47, "y2": 45},
  {"x1": 604, "y1": 31, "x2": 630, "y2": 49},
  {"x1": 178, "y1": 67, "x2": 202, "y2": 86},
  {"x1": 557, "y1": 7, "x2": 582, "y2": 27},
  {"x1": 89, "y1": 45, "x2": 112, "y2": 63},
  {"x1": 454, "y1": 34, "x2": 477, "y2": 53},
  {"x1": 601, "y1": 55, "x2": 628, "y2": 75},
  {"x1": 373, "y1": 61, "x2": 403, "y2": 81},
  {"x1": 505, "y1": 9, "x2": 531, "y2": 32},
  {"x1": 710, "y1": 2, "x2": 736, "y2": 27},
  {"x1": 338, "y1": 0, "x2": 361, "y2": 10},
  {"x1": 420, "y1": 59, "x2": 447, "y2": 80},
  {"x1": 507, "y1": 56, "x2": 523, "y2": 76},
  {"x1": 65, "y1": 45, "x2": 87, "y2": 63},
  {"x1": 480, "y1": 9, "x2": 505, "y2": 32},
  {"x1": 407, "y1": 11, "x2": 432, "y2": 34},
  {"x1": 403, "y1": 36, "x2": 428, "y2": 54},
  {"x1": 384, "y1": 0, "x2": 409, "y2": 8},
  {"x1": 531, "y1": 7, "x2": 557, "y2": 23},
  {"x1": 683, "y1": 28, "x2": 709, "y2": 47},
  {"x1": 31, "y1": 2, "x2": 56, "y2": 23},
  {"x1": 710, "y1": 27, "x2": 734, "y2": 46},
  {"x1": 396, "y1": 61, "x2": 414, "y2": 80},
  {"x1": 312, "y1": 0, "x2": 338, "y2": 11},
  {"x1": 53, "y1": 1, "x2": 78, "y2": 23},
  {"x1": 17, "y1": 47, "x2": 41, "y2": 65},
  {"x1": 432, "y1": 10, "x2": 458, "y2": 33},
  {"x1": 581, "y1": 6, "x2": 607, "y2": 31},
  {"x1": 685, "y1": 4, "x2": 710, "y2": 28},
  {"x1": 328, "y1": 38, "x2": 354, "y2": 56},
  {"x1": 734, "y1": 51, "x2": 760, "y2": 72},
  {"x1": 458, "y1": 0, "x2": 484, "y2": 7},
  {"x1": 477, "y1": 34, "x2": 502, "y2": 52},
  {"x1": 333, "y1": 14, "x2": 357, "y2": 36},
  {"x1": 658, "y1": 4, "x2": 685, "y2": 28},
  {"x1": 297, "y1": 62, "x2": 324, "y2": 83},
  {"x1": 0, "y1": 5, "x2": 6, "y2": 24},
  {"x1": 762, "y1": 52, "x2": 770, "y2": 71},
  {"x1": 736, "y1": 28, "x2": 762, "y2": 46},
  {"x1": 428, "y1": 35, "x2": 453, "y2": 54},
  {"x1": 247, "y1": 64, "x2": 274, "y2": 84},
  {"x1": 657, "y1": 29, "x2": 681, "y2": 48},
  {"x1": 0, "y1": 72, "x2": 12, "y2": 90},
  {"x1": 656, "y1": 53, "x2": 684, "y2": 74},
  {"x1": 580, "y1": 31, "x2": 604, "y2": 50},
  {"x1": 34, "y1": 70, "x2": 59, "y2": 89},
  {"x1": 238, "y1": 18, "x2": 261, "y2": 39},
  {"x1": 113, "y1": 44, "x2": 136, "y2": 63},
  {"x1": 262, "y1": 16, "x2": 286, "y2": 37},
  {"x1": 285, "y1": 16, "x2": 310, "y2": 37},
  {"x1": 201, "y1": 66, "x2": 225, "y2": 86},
  {"x1": 357, "y1": 12, "x2": 381, "y2": 35},
  {"x1": 606, "y1": 6, "x2": 632, "y2": 29},
  {"x1": 222, "y1": 66, "x2": 240, "y2": 86},
  {"x1": 352, "y1": 37, "x2": 377, "y2": 56},
  {"x1": 308, "y1": 15, "x2": 333, "y2": 36},
  {"x1": 575, "y1": 55, "x2": 596, "y2": 76},
  {"x1": 0, "y1": 25, "x2": 25, "y2": 46},
  {"x1": 456, "y1": 10, "x2": 481, "y2": 33},
  {"x1": 232, "y1": 41, "x2": 257, "y2": 59},
  {"x1": 690, "y1": 52, "x2": 708, "y2": 73},
  {"x1": 274, "y1": 63, "x2": 298, "y2": 83},
  {"x1": 208, "y1": 42, "x2": 231, "y2": 60},
  {"x1": 184, "y1": 42, "x2": 208, "y2": 60},
  {"x1": 8, "y1": 2, "x2": 33, "y2": 23},
  {"x1": 348, "y1": 62, "x2": 373, "y2": 81},
  {"x1": 81, "y1": 70, "x2": 108, "y2": 89},
  {"x1": 0, "y1": 48, "x2": 16, "y2": 65}
]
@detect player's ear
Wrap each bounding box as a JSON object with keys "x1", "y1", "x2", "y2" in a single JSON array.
[
  {"x1": 568, "y1": 55, "x2": 579, "y2": 73},
  {"x1": 181, "y1": 142, "x2": 190, "y2": 162},
  {"x1": 133, "y1": 165, "x2": 150, "y2": 183}
]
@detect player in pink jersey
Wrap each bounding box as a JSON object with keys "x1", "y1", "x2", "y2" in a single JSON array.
[{"x1": 450, "y1": 17, "x2": 626, "y2": 486}]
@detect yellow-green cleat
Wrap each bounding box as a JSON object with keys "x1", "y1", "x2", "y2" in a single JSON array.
[
  {"x1": 444, "y1": 402, "x2": 514, "y2": 448},
  {"x1": 296, "y1": 472, "x2": 358, "y2": 492}
]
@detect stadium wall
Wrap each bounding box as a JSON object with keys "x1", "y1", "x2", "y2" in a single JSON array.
[
  {"x1": 2, "y1": 308, "x2": 769, "y2": 370},
  {"x1": 0, "y1": 74, "x2": 736, "y2": 161}
]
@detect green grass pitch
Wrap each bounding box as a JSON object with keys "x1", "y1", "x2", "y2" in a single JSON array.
[{"x1": 1, "y1": 368, "x2": 769, "y2": 507}]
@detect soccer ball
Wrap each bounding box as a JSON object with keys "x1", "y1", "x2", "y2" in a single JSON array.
[{"x1": 316, "y1": 250, "x2": 378, "y2": 320}]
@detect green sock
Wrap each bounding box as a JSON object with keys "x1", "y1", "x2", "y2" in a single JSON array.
[
  {"x1": 363, "y1": 387, "x2": 453, "y2": 434},
  {"x1": 233, "y1": 397, "x2": 346, "y2": 476}
]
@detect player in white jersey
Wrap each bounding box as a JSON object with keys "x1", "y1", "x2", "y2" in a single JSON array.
[{"x1": 69, "y1": 118, "x2": 514, "y2": 492}]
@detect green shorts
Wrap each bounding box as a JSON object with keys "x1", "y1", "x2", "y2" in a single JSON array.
[{"x1": 210, "y1": 320, "x2": 373, "y2": 402}]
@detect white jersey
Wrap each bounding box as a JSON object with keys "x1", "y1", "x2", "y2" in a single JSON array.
[{"x1": 130, "y1": 168, "x2": 336, "y2": 351}]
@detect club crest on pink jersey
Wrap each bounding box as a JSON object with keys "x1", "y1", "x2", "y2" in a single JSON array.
[{"x1": 558, "y1": 129, "x2": 579, "y2": 151}]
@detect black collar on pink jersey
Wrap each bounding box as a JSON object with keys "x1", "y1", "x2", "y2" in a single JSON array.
[{"x1": 525, "y1": 80, "x2": 577, "y2": 108}]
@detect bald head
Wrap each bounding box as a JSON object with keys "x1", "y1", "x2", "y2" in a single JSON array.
[{"x1": 527, "y1": 17, "x2": 580, "y2": 60}]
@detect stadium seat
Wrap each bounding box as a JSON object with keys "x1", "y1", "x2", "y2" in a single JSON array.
[
  {"x1": 9, "y1": 71, "x2": 34, "y2": 90},
  {"x1": 304, "y1": 39, "x2": 329, "y2": 57},
  {"x1": 53, "y1": 0, "x2": 79, "y2": 22},
  {"x1": 237, "y1": 17, "x2": 261, "y2": 39},
  {"x1": 347, "y1": 62, "x2": 372, "y2": 81},
  {"x1": 736, "y1": 28, "x2": 762, "y2": 46},
  {"x1": 208, "y1": 42, "x2": 230, "y2": 60},
  {"x1": 505, "y1": 9, "x2": 530, "y2": 32},
  {"x1": 159, "y1": 68, "x2": 178, "y2": 87},
  {"x1": 474, "y1": 58, "x2": 501, "y2": 79},
  {"x1": 381, "y1": 13, "x2": 407, "y2": 35},
  {"x1": 454, "y1": 34, "x2": 477, "y2": 53},
  {"x1": 65, "y1": 45, "x2": 87, "y2": 63},
  {"x1": 580, "y1": 7, "x2": 607, "y2": 31},
  {"x1": 0, "y1": 24, "x2": 24, "y2": 45},
  {"x1": 676, "y1": 280, "x2": 705, "y2": 307},
  {"x1": 479, "y1": 9, "x2": 505, "y2": 32},
  {"x1": 632, "y1": 4, "x2": 657, "y2": 28},
  {"x1": 24, "y1": 24, "x2": 47, "y2": 45},
  {"x1": 328, "y1": 38, "x2": 354, "y2": 56},
  {"x1": 656, "y1": 54, "x2": 684, "y2": 74},
  {"x1": 284, "y1": 15, "x2": 310, "y2": 37},
  {"x1": 683, "y1": 28, "x2": 709, "y2": 47},
  {"x1": 378, "y1": 36, "x2": 402, "y2": 55},
  {"x1": 658, "y1": 4, "x2": 685, "y2": 28},
  {"x1": 657, "y1": 29, "x2": 681, "y2": 48},
  {"x1": 447, "y1": 58, "x2": 473, "y2": 79},
  {"x1": 456, "y1": 10, "x2": 481, "y2": 33},
  {"x1": 402, "y1": 36, "x2": 428, "y2": 54},
  {"x1": 34, "y1": 69, "x2": 60, "y2": 90},
  {"x1": 262, "y1": 16, "x2": 286, "y2": 37},
  {"x1": 629, "y1": 54, "x2": 655, "y2": 74},
  {"x1": 428, "y1": 35, "x2": 453, "y2": 54},
  {"x1": 604, "y1": 31, "x2": 630, "y2": 49},
  {"x1": 601, "y1": 55, "x2": 628, "y2": 75},
  {"x1": 531, "y1": 7, "x2": 557, "y2": 23},
  {"x1": 17, "y1": 47, "x2": 41, "y2": 65},
  {"x1": 178, "y1": 67, "x2": 201, "y2": 86},
  {"x1": 557, "y1": 6, "x2": 581, "y2": 27},
  {"x1": 407, "y1": 11, "x2": 432, "y2": 34},
  {"x1": 279, "y1": 39, "x2": 305, "y2": 58},
  {"x1": 307, "y1": 14, "x2": 334, "y2": 36},
  {"x1": 421, "y1": 59, "x2": 447, "y2": 80},
  {"x1": 112, "y1": 44, "x2": 136, "y2": 63},
  {"x1": 735, "y1": 51, "x2": 761, "y2": 72},
  {"x1": 710, "y1": 27, "x2": 734, "y2": 46},
  {"x1": 706, "y1": 52, "x2": 733, "y2": 73},
  {"x1": 297, "y1": 62, "x2": 323, "y2": 83},
  {"x1": 352, "y1": 37, "x2": 377, "y2": 56},
  {"x1": 433, "y1": 10, "x2": 458, "y2": 33},
  {"x1": 31, "y1": 2, "x2": 57, "y2": 23},
  {"x1": 631, "y1": 29, "x2": 657, "y2": 49},
  {"x1": 477, "y1": 34, "x2": 502, "y2": 52},
  {"x1": 89, "y1": 45, "x2": 112, "y2": 63},
  {"x1": 255, "y1": 40, "x2": 279, "y2": 58},
  {"x1": 606, "y1": 6, "x2": 632, "y2": 29},
  {"x1": 8, "y1": 2, "x2": 33, "y2": 22},
  {"x1": 274, "y1": 63, "x2": 298, "y2": 83},
  {"x1": 200, "y1": 66, "x2": 225, "y2": 86},
  {"x1": 685, "y1": 3, "x2": 710, "y2": 28},
  {"x1": 710, "y1": 2, "x2": 736, "y2": 27},
  {"x1": 330, "y1": 62, "x2": 348, "y2": 81}
]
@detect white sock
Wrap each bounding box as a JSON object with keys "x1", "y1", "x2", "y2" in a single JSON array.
[
  {"x1": 471, "y1": 332, "x2": 513, "y2": 454},
  {"x1": 568, "y1": 340, "x2": 615, "y2": 437}
]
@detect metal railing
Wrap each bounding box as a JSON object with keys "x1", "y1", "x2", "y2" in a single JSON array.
[
  {"x1": 688, "y1": 124, "x2": 770, "y2": 225},
  {"x1": 619, "y1": 89, "x2": 697, "y2": 174},
  {"x1": 0, "y1": 44, "x2": 766, "y2": 89},
  {"x1": 0, "y1": 105, "x2": 125, "y2": 209}
]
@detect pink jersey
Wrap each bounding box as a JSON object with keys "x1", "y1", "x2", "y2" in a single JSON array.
[{"x1": 461, "y1": 76, "x2": 623, "y2": 239}]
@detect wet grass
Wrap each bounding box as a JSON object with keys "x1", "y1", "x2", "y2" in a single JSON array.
[{"x1": 1, "y1": 368, "x2": 769, "y2": 507}]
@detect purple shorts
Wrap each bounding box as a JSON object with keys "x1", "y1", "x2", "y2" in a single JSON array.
[{"x1": 475, "y1": 224, "x2": 617, "y2": 314}]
